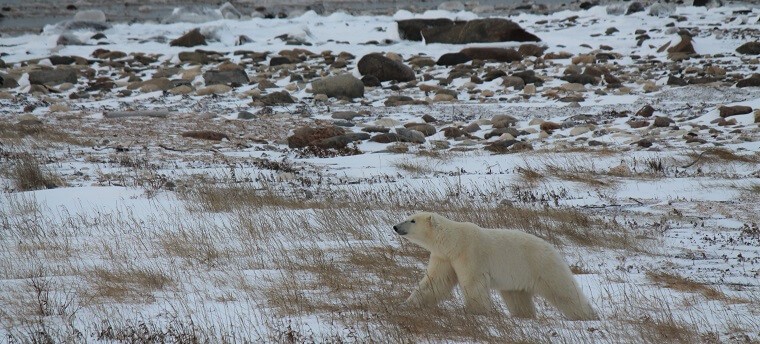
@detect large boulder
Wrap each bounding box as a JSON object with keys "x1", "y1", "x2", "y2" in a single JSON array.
[
  {"x1": 170, "y1": 28, "x2": 207, "y2": 47},
  {"x1": 421, "y1": 18, "x2": 540, "y2": 44},
  {"x1": 357, "y1": 53, "x2": 415, "y2": 82},
  {"x1": 203, "y1": 69, "x2": 249, "y2": 86},
  {"x1": 29, "y1": 69, "x2": 77, "y2": 85},
  {"x1": 0, "y1": 74, "x2": 19, "y2": 88},
  {"x1": 396, "y1": 18, "x2": 455, "y2": 41},
  {"x1": 736, "y1": 42, "x2": 760, "y2": 55},
  {"x1": 287, "y1": 126, "x2": 346, "y2": 148},
  {"x1": 258, "y1": 91, "x2": 295, "y2": 105},
  {"x1": 311, "y1": 74, "x2": 365, "y2": 99},
  {"x1": 737, "y1": 74, "x2": 760, "y2": 88}
]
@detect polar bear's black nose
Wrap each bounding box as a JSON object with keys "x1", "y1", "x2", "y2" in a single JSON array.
[{"x1": 393, "y1": 225, "x2": 399, "y2": 232}]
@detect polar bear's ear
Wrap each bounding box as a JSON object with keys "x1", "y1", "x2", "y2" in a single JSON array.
[{"x1": 429, "y1": 213, "x2": 443, "y2": 231}]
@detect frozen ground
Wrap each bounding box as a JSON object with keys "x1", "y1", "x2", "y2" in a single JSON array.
[{"x1": 1, "y1": 2, "x2": 759, "y2": 343}]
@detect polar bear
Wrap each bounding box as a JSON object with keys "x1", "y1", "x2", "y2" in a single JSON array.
[{"x1": 393, "y1": 212, "x2": 598, "y2": 320}]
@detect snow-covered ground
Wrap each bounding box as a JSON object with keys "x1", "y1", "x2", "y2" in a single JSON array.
[{"x1": 1, "y1": 2, "x2": 759, "y2": 343}]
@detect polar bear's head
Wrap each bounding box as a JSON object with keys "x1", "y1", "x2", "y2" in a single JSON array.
[{"x1": 393, "y1": 212, "x2": 443, "y2": 250}]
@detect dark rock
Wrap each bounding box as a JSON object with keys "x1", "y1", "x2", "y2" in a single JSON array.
[
  {"x1": 396, "y1": 18, "x2": 455, "y2": 41},
  {"x1": 311, "y1": 74, "x2": 365, "y2": 99},
  {"x1": 736, "y1": 74, "x2": 760, "y2": 88},
  {"x1": 0, "y1": 74, "x2": 19, "y2": 88},
  {"x1": 203, "y1": 69, "x2": 249, "y2": 86},
  {"x1": 313, "y1": 133, "x2": 369, "y2": 149},
  {"x1": 422, "y1": 114, "x2": 437, "y2": 123},
  {"x1": 362, "y1": 126, "x2": 390, "y2": 133},
  {"x1": 370, "y1": 133, "x2": 401, "y2": 143},
  {"x1": 492, "y1": 114, "x2": 518, "y2": 128},
  {"x1": 91, "y1": 33, "x2": 107, "y2": 40},
  {"x1": 485, "y1": 127, "x2": 519, "y2": 140},
  {"x1": 237, "y1": 111, "x2": 255, "y2": 119},
  {"x1": 718, "y1": 105, "x2": 752, "y2": 118},
  {"x1": 580, "y1": 1, "x2": 598, "y2": 10},
  {"x1": 485, "y1": 139, "x2": 516, "y2": 153},
  {"x1": 259, "y1": 91, "x2": 295, "y2": 105},
  {"x1": 652, "y1": 116, "x2": 672, "y2": 127},
  {"x1": 626, "y1": 2, "x2": 645, "y2": 15},
  {"x1": 396, "y1": 128, "x2": 426, "y2": 143},
  {"x1": 736, "y1": 42, "x2": 760, "y2": 55},
  {"x1": 357, "y1": 53, "x2": 415, "y2": 82},
  {"x1": 56, "y1": 34, "x2": 84, "y2": 46},
  {"x1": 518, "y1": 44, "x2": 546, "y2": 57},
  {"x1": 502, "y1": 76, "x2": 525, "y2": 89},
  {"x1": 636, "y1": 105, "x2": 655, "y2": 117},
  {"x1": 178, "y1": 51, "x2": 211, "y2": 64},
  {"x1": 460, "y1": 47, "x2": 522, "y2": 62},
  {"x1": 667, "y1": 75, "x2": 688, "y2": 86},
  {"x1": 49, "y1": 55, "x2": 76, "y2": 65},
  {"x1": 181, "y1": 130, "x2": 229, "y2": 141},
  {"x1": 421, "y1": 18, "x2": 540, "y2": 44},
  {"x1": 361, "y1": 75, "x2": 382, "y2": 87},
  {"x1": 269, "y1": 56, "x2": 301, "y2": 66},
  {"x1": 635, "y1": 139, "x2": 653, "y2": 148},
  {"x1": 561, "y1": 74, "x2": 597, "y2": 85},
  {"x1": 436, "y1": 52, "x2": 472, "y2": 66},
  {"x1": 605, "y1": 27, "x2": 619, "y2": 35},
  {"x1": 170, "y1": 28, "x2": 206, "y2": 47},
  {"x1": 442, "y1": 127, "x2": 464, "y2": 138},
  {"x1": 540, "y1": 121, "x2": 561, "y2": 132},
  {"x1": 404, "y1": 123, "x2": 436, "y2": 136},
  {"x1": 29, "y1": 69, "x2": 77, "y2": 85},
  {"x1": 483, "y1": 70, "x2": 507, "y2": 81},
  {"x1": 667, "y1": 35, "x2": 696, "y2": 58},
  {"x1": 287, "y1": 126, "x2": 345, "y2": 148},
  {"x1": 331, "y1": 111, "x2": 362, "y2": 121},
  {"x1": 512, "y1": 70, "x2": 543, "y2": 85},
  {"x1": 384, "y1": 95, "x2": 416, "y2": 106},
  {"x1": 627, "y1": 120, "x2": 649, "y2": 128}
]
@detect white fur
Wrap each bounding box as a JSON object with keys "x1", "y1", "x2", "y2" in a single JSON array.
[{"x1": 393, "y1": 212, "x2": 598, "y2": 320}]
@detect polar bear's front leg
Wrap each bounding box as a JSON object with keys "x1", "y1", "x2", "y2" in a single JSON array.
[
  {"x1": 405, "y1": 255, "x2": 457, "y2": 307},
  {"x1": 453, "y1": 263, "x2": 493, "y2": 314}
]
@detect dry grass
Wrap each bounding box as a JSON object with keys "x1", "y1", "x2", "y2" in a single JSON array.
[
  {"x1": 516, "y1": 164, "x2": 545, "y2": 184},
  {"x1": 3, "y1": 153, "x2": 64, "y2": 191},
  {"x1": 646, "y1": 271, "x2": 728, "y2": 302},
  {"x1": 86, "y1": 267, "x2": 174, "y2": 302},
  {"x1": 393, "y1": 159, "x2": 436, "y2": 176}
]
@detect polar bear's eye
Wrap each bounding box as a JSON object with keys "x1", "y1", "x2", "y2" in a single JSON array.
[{"x1": 410, "y1": 220, "x2": 416, "y2": 223}]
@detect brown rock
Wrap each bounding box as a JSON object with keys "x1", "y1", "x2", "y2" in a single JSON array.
[
  {"x1": 287, "y1": 126, "x2": 345, "y2": 148},
  {"x1": 421, "y1": 18, "x2": 540, "y2": 44},
  {"x1": 540, "y1": 121, "x2": 561, "y2": 132},
  {"x1": 358, "y1": 53, "x2": 415, "y2": 82},
  {"x1": 396, "y1": 18, "x2": 455, "y2": 41},
  {"x1": 518, "y1": 44, "x2": 546, "y2": 57},
  {"x1": 460, "y1": 47, "x2": 522, "y2": 62},
  {"x1": 170, "y1": 28, "x2": 206, "y2": 47},
  {"x1": 636, "y1": 104, "x2": 655, "y2": 117},
  {"x1": 718, "y1": 105, "x2": 752, "y2": 118},
  {"x1": 652, "y1": 116, "x2": 672, "y2": 127},
  {"x1": 404, "y1": 123, "x2": 436, "y2": 136}
]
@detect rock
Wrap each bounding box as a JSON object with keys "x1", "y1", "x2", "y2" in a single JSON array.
[
  {"x1": 540, "y1": 121, "x2": 561, "y2": 132},
  {"x1": 361, "y1": 75, "x2": 381, "y2": 87},
  {"x1": 269, "y1": 56, "x2": 301, "y2": 66},
  {"x1": 404, "y1": 123, "x2": 436, "y2": 136},
  {"x1": 523, "y1": 84, "x2": 536, "y2": 95},
  {"x1": 736, "y1": 42, "x2": 760, "y2": 55},
  {"x1": 512, "y1": 70, "x2": 543, "y2": 86},
  {"x1": 736, "y1": 74, "x2": 760, "y2": 88},
  {"x1": 409, "y1": 57, "x2": 436, "y2": 68},
  {"x1": 168, "y1": 85, "x2": 193, "y2": 95},
  {"x1": 396, "y1": 18, "x2": 455, "y2": 41},
  {"x1": 196, "y1": 84, "x2": 232, "y2": 95},
  {"x1": 560, "y1": 83, "x2": 587, "y2": 92},
  {"x1": 569, "y1": 126, "x2": 591, "y2": 136},
  {"x1": 443, "y1": 127, "x2": 464, "y2": 138},
  {"x1": 178, "y1": 51, "x2": 211, "y2": 64},
  {"x1": 667, "y1": 34, "x2": 696, "y2": 59},
  {"x1": 330, "y1": 111, "x2": 361, "y2": 121},
  {"x1": 635, "y1": 138, "x2": 653, "y2": 148},
  {"x1": 438, "y1": 1, "x2": 465, "y2": 11},
  {"x1": 561, "y1": 74, "x2": 597, "y2": 85},
  {"x1": 422, "y1": 114, "x2": 437, "y2": 123},
  {"x1": 287, "y1": 126, "x2": 345, "y2": 148},
  {"x1": 483, "y1": 70, "x2": 507, "y2": 82},
  {"x1": 385, "y1": 95, "x2": 419, "y2": 106},
  {"x1": 625, "y1": 2, "x2": 645, "y2": 15},
  {"x1": 181, "y1": 131, "x2": 229, "y2": 141},
  {"x1": 437, "y1": 53, "x2": 472, "y2": 66},
  {"x1": 170, "y1": 28, "x2": 206, "y2": 47},
  {"x1": 203, "y1": 69, "x2": 249, "y2": 86},
  {"x1": 667, "y1": 75, "x2": 688, "y2": 86},
  {"x1": 0, "y1": 74, "x2": 19, "y2": 88},
  {"x1": 370, "y1": 133, "x2": 401, "y2": 143},
  {"x1": 128, "y1": 77, "x2": 173, "y2": 92},
  {"x1": 311, "y1": 74, "x2": 365, "y2": 99},
  {"x1": 395, "y1": 128, "x2": 426, "y2": 143},
  {"x1": 56, "y1": 33, "x2": 84, "y2": 46},
  {"x1": 18, "y1": 114, "x2": 42, "y2": 125},
  {"x1": 49, "y1": 55, "x2": 76, "y2": 65},
  {"x1": 434, "y1": 94, "x2": 455, "y2": 102},
  {"x1": 511, "y1": 141, "x2": 533, "y2": 152},
  {"x1": 460, "y1": 47, "x2": 522, "y2": 62},
  {"x1": 463, "y1": 123, "x2": 480, "y2": 133},
  {"x1": 652, "y1": 116, "x2": 672, "y2": 127},
  {"x1": 492, "y1": 114, "x2": 518, "y2": 128},
  {"x1": 628, "y1": 120, "x2": 649, "y2": 128},
  {"x1": 313, "y1": 133, "x2": 369, "y2": 149},
  {"x1": 362, "y1": 126, "x2": 390, "y2": 133},
  {"x1": 29, "y1": 69, "x2": 77, "y2": 85},
  {"x1": 484, "y1": 127, "x2": 518, "y2": 140},
  {"x1": 237, "y1": 110, "x2": 255, "y2": 119},
  {"x1": 485, "y1": 139, "x2": 516, "y2": 153},
  {"x1": 755, "y1": 110, "x2": 760, "y2": 123},
  {"x1": 259, "y1": 91, "x2": 295, "y2": 105},
  {"x1": 636, "y1": 104, "x2": 655, "y2": 117},
  {"x1": 648, "y1": 3, "x2": 676, "y2": 17},
  {"x1": 421, "y1": 18, "x2": 540, "y2": 44},
  {"x1": 518, "y1": 44, "x2": 546, "y2": 57},
  {"x1": 358, "y1": 53, "x2": 415, "y2": 82},
  {"x1": 719, "y1": 105, "x2": 752, "y2": 118},
  {"x1": 502, "y1": 76, "x2": 525, "y2": 89}
]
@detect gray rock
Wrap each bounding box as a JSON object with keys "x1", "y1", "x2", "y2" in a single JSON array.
[
  {"x1": 203, "y1": 69, "x2": 249, "y2": 85},
  {"x1": 170, "y1": 28, "x2": 206, "y2": 47},
  {"x1": 29, "y1": 69, "x2": 77, "y2": 85},
  {"x1": 358, "y1": 53, "x2": 415, "y2": 82},
  {"x1": 311, "y1": 74, "x2": 365, "y2": 99},
  {"x1": 331, "y1": 111, "x2": 362, "y2": 120},
  {"x1": 237, "y1": 111, "x2": 255, "y2": 119},
  {"x1": 737, "y1": 74, "x2": 760, "y2": 88},
  {"x1": 736, "y1": 42, "x2": 760, "y2": 55},
  {"x1": 396, "y1": 128, "x2": 426, "y2": 143},
  {"x1": 491, "y1": 114, "x2": 518, "y2": 128},
  {"x1": 259, "y1": 91, "x2": 295, "y2": 105},
  {"x1": 404, "y1": 123, "x2": 436, "y2": 136},
  {"x1": 0, "y1": 74, "x2": 19, "y2": 88}
]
